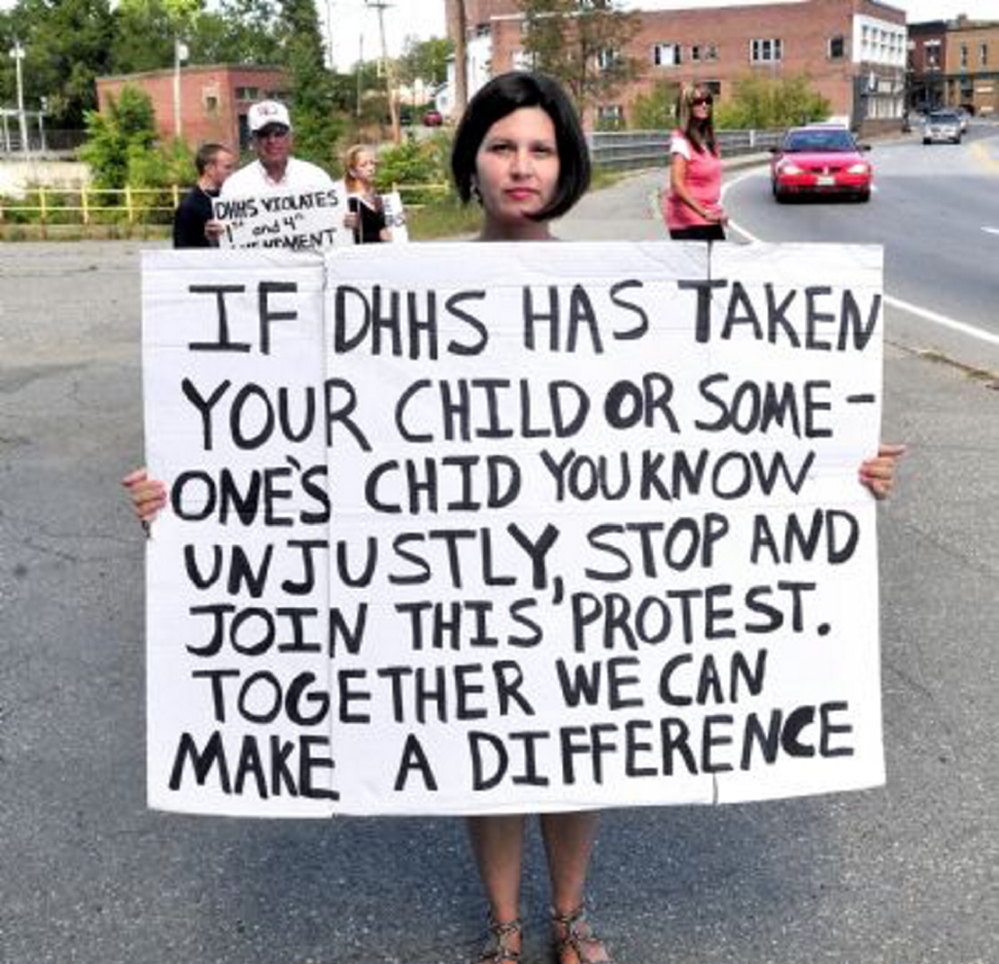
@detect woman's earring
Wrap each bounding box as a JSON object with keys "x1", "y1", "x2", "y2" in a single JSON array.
[{"x1": 470, "y1": 179, "x2": 482, "y2": 203}]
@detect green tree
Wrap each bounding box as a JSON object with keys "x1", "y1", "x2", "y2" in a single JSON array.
[
  {"x1": 109, "y1": 0, "x2": 177, "y2": 73},
  {"x1": 715, "y1": 73, "x2": 831, "y2": 130},
  {"x1": 204, "y1": 0, "x2": 281, "y2": 64},
  {"x1": 110, "y1": 0, "x2": 280, "y2": 74},
  {"x1": 630, "y1": 79, "x2": 680, "y2": 130},
  {"x1": 0, "y1": 0, "x2": 115, "y2": 128},
  {"x1": 277, "y1": 0, "x2": 343, "y2": 171},
  {"x1": 79, "y1": 85, "x2": 157, "y2": 189},
  {"x1": 519, "y1": 0, "x2": 642, "y2": 119},
  {"x1": 397, "y1": 36, "x2": 452, "y2": 91}
]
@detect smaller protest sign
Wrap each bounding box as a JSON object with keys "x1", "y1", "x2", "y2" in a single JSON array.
[
  {"x1": 381, "y1": 191, "x2": 409, "y2": 243},
  {"x1": 214, "y1": 185, "x2": 353, "y2": 251}
]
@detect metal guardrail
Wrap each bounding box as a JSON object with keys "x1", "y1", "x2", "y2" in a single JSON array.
[
  {"x1": 0, "y1": 129, "x2": 87, "y2": 156},
  {"x1": 587, "y1": 128, "x2": 785, "y2": 169}
]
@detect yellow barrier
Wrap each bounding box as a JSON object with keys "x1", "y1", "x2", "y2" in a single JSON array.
[
  {"x1": 0, "y1": 182, "x2": 452, "y2": 225},
  {"x1": 0, "y1": 185, "x2": 176, "y2": 225}
]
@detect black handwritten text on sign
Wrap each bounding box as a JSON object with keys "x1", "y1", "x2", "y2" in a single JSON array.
[{"x1": 141, "y1": 241, "x2": 885, "y2": 817}]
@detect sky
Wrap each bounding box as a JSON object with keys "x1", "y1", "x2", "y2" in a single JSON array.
[{"x1": 326, "y1": 0, "x2": 999, "y2": 69}]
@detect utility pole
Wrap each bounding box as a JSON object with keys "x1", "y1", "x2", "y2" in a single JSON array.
[
  {"x1": 325, "y1": 0, "x2": 335, "y2": 69},
  {"x1": 365, "y1": 0, "x2": 401, "y2": 144},
  {"x1": 173, "y1": 39, "x2": 189, "y2": 141},
  {"x1": 356, "y1": 33, "x2": 364, "y2": 117},
  {"x1": 444, "y1": 0, "x2": 467, "y2": 117},
  {"x1": 9, "y1": 40, "x2": 28, "y2": 154}
]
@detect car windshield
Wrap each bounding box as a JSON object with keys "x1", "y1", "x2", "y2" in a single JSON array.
[
  {"x1": 929, "y1": 112, "x2": 958, "y2": 121},
  {"x1": 783, "y1": 130, "x2": 856, "y2": 153}
]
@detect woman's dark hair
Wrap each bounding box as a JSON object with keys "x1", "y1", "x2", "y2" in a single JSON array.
[
  {"x1": 676, "y1": 83, "x2": 718, "y2": 155},
  {"x1": 451, "y1": 71, "x2": 591, "y2": 222}
]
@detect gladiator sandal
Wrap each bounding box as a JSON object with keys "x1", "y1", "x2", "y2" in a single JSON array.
[
  {"x1": 550, "y1": 903, "x2": 615, "y2": 964},
  {"x1": 476, "y1": 915, "x2": 522, "y2": 963}
]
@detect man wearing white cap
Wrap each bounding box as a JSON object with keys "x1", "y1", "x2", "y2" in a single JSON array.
[{"x1": 220, "y1": 99, "x2": 334, "y2": 196}]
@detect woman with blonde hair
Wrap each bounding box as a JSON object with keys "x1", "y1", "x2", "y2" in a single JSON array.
[
  {"x1": 343, "y1": 143, "x2": 391, "y2": 243},
  {"x1": 662, "y1": 83, "x2": 727, "y2": 240}
]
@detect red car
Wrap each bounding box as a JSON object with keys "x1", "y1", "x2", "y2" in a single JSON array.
[{"x1": 769, "y1": 125, "x2": 873, "y2": 203}]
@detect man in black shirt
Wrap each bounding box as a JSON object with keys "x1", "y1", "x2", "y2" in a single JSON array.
[{"x1": 172, "y1": 143, "x2": 235, "y2": 248}]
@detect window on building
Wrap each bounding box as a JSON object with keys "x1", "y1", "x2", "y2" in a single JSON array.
[
  {"x1": 653, "y1": 43, "x2": 682, "y2": 67},
  {"x1": 924, "y1": 39, "x2": 940, "y2": 69},
  {"x1": 750, "y1": 38, "x2": 782, "y2": 63},
  {"x1": 981, "y1": 42, "x2": 988, "y2": 67},
  {"x1": 705, "y1": 43, "x2": 719, "y2": 61},
  {"x1": 265, "y1": 90, "x2": 288, "y2": 101},
  {"x1": 960, "y1": 43, "x2": 968, "y2": 68},
  {"x1": 204, "y1": 95, "x2": 218, "y2": 112},
  {"x1": 597, "y1": 48, "x2": 621, "y2": 71},
  {"x1": 476, "y1": 23, "x2": 491, "y2": 38},
  {"x1": 829, "y1": 35, "x2": 845, "y2": 59},
  {"x1": 235, "y1": 86, "x2": 259, "y2": 100},
  {"x1": 597, "y1": 104, "x2": 625, "y2": 129},
  {"x1": 691, "y1": 44, "x2": 701, "y2": 62},
  {"x1": 703, "y1": 80, "x2": 721, "y2": 98},
  {"x1": 512, "y1": 48, "x2": 535, "y2": 71}
]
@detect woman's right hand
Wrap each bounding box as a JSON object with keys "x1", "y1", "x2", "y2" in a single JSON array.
[
  {"x1": 121, "y1": 468, "x2": 166, "y2": 524},
  {"x1": 205, "y1": 219, "x2": 224, "y2": 242},
  {"x1": 702, "y1": 203, "x2": 727, "y2": 225}
]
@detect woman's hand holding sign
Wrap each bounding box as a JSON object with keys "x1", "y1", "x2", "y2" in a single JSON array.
[{"x1": 859, "y1": 442, "x2": 906, "y2": 499}]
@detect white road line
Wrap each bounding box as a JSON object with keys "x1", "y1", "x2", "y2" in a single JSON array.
[
  {"x1": 721, "y1": 169, "x2": 999, "y2": 346},
  {"x1": 883, "y1": 295, "x2": 999, "y2": 346}
]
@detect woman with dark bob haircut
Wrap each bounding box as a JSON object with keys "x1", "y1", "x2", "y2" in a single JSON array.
[
  {"x1": 452, "y1": 70, "x2": 590, "y2": 230},
  {"x1": 124, "y1": 68, "x2": 905, "y2": 964},
  {"x1": 450, "y1": 71, "x2": 615, "y2": 964}
]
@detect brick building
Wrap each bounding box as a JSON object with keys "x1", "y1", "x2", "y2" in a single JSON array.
[
  {"x1": 444, "y1": 0, "x2": 908, "y2": 134},
  {"x1": 942, "y1": 16, "x2": 999, "y2": 115},
  {"x1": 906, "y1": 20, "x2": 948, "y2": 111},
  {"x1": 96, "y1": 65, "x2": 289, "y2": 154}
]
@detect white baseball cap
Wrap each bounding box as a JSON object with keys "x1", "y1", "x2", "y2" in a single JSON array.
[{"x1": 248, "y1": 100, "x2": 292, "y2": 133}]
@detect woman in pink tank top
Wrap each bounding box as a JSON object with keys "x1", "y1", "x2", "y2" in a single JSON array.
[{"x1": 663, "y1": 83, "x2": 728, "y2": 240}]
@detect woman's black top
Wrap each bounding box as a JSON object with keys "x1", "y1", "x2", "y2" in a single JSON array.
[{"x1": 349, "y1": 195, "x2": 387, "y2": 244}]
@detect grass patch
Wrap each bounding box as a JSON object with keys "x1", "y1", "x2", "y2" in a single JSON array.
[
  {"x1": 0, "y1": 222, "x2": 170, "y2": 242},
  {"x1": 589, "y1": 167, "x2": 627, "y2": 191},
  {"x1": 406, "y1": 170, "x2": 627, "y2": 240},
  {"x1": 407, "y1": 196, "x2": 482, "y2": 240}
]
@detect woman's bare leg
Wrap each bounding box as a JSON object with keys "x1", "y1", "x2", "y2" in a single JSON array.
[
  {"x1": 541, "y1": 811, "x2": 609, "y2": 964},
  {"x1": 540, "y1": 810, "x2": 598, "y2": 913},
  {"x1": 467, "y1": 814, "x2": 526, "y2": 957}
]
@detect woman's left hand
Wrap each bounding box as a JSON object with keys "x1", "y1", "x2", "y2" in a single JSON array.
[
  {"x1": 859, "y1": 442, "x2": 907, "y2": 499},
  {"x1": 343, "y1": 212, "x2": 359, "y2": 230}
]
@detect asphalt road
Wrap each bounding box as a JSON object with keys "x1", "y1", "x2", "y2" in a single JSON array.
[
  {"x1": 1, "y1": 145, "x2": 998, "y2": 964},
  {"x1": 721, "y1": 121, "x2": 999, "y2": 371}
]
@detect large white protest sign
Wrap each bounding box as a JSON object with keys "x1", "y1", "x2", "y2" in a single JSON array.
[
  {"x1": 142, "y1": 241, "x2": 885, "y2": 817},
  {"x1": 214, "y1": 184, "x2": 353, "y2": 251}
]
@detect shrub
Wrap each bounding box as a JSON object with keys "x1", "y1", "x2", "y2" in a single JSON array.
[
  {"x1": 375, "y1": 132, "x2": 452, "y2": 203},
  {"x1": 714, "y1": 73, "x2": 831, "y2": 130},
  {"x1": 631, "y1": 81, "x2": 680, "y2": 130}
]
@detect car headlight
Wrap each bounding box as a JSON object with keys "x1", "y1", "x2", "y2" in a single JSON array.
[
  {"x1": 846, "y1": 163, "x2": 869, "y2": 174},
  {"x1": 779, "y1": 163, "x2": 803, "y2": 175}
]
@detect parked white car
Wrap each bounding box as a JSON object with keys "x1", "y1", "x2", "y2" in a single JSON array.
[{"x1": 922, "y1": 110, "x2": 963, "y2": 144}]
